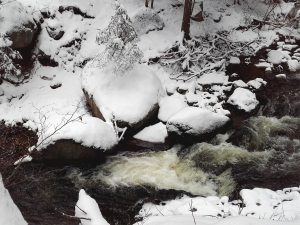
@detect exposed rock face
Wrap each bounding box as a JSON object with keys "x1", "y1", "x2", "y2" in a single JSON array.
[
  {"x1": 8, "y1": 22, "x2": 38, "y2": 49},
  {"x1": 35, "y1": 139, "x2": 106, "y2": 162},
  {"x1": 0, "y1": 0, "x2": 39, "y2": 49},
  {"x1": 166, "y1": 107, "x2": 230, "y2": 142}
]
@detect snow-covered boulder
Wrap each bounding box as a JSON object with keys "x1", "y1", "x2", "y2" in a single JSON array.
[
  {"x1": 287, "y1": 59, "x2": 300, "y2": 72},
  {"x1": 134, "y1": 122, "x2": 168, "y2": 143},
  {"x1": 166, "y1": 107, "x2": 230, "y2": 140},
  {"x1": 158, "y1": 93, "x2": 187, "y2": 122},
  {"x1": 0, "y1": 174, "x2": 27, "y2": 225},
  {"x1": 247, "y1": 78, "x2": 267, "y2": 90},
  {"x1": 82, "y1": 63, "x2": 163, "y2": 129},
  {"x1": 198, "y1": 72, "x2": 229, "y2": 86},
  {"x1": 76, "y1": 189, "x2": 109, "y2": 225},
  {"x1": 267, "y1": 50, "x2": 290, "y2": 65},
  {"x1": 0, "y1": 0, "x2": 38, "y2": 49},
  {"x1": 227, "y1": 88, "x2": 259, "y2": 112},
  {"x1": 132, "y1": 8, "x2": 165, "y2": 35}
]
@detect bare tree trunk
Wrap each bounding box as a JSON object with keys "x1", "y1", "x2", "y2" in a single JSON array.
[
  {"x1": 181, "y1": 0, "x2": 193, "y2": 39},
  {"x1": 145, "y1": 0, "x2": 149, "y2": 8},
  {"x1": 151, "y1": 0, "x2": 154, "y2": 8}
]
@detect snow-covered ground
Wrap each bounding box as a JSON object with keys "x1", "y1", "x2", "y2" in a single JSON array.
[
  {"x1": 75, "y1": 186, "x2": 300, "y2": 225},
  {"x1": 1, "y1": 0, "x2": 299, "y2": 153}
]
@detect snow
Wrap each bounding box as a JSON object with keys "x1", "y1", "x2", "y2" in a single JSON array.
[
  {"x1": 82, "y1": 62, "x2": 163, "y2": 126},
  {"x1": 198, "y1": 72, "x2": 229, "y2": 86},
  {"x1": 247, "y1": 78, "x2": 267, "y2": 90},
  {"x1": 287, "y1": 59, "x2": 300, "y2": 72},
  {"x1": 76, "y1": 189, "x2": 109, "y2": 225},
  {"x1": 227, "y1": 88, "x2": 259, "y2": 112},
  {"x1": 136, "y1": 186, "x2": 300, "y2": 225},
  {"x1": 0, "y1": 0, "x2": 35, "y2": 36},
  {"x1": 0, "y1": 174, "x2": 27, "y2": 225},
  {"x1": 167, "y1": 107, "x2": 230, "y2": 136},
  {"x1": 233, "y1": 80, "x2": 248, "y2": 88},
  {"x1": 230, "y1": 57, "x2": 241, "y2": 65},
  {"x1": 267, "y1": 50, "x2": 290, "y2": 65},
  {"x1": 134, "y1": 122, "x2": 168, "y2": 143},
  {"x1": 158, "y1": 93, "x2": 187, "y2": 122}
]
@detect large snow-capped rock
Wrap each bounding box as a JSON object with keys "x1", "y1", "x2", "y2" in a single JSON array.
[
  {"x1": 0, "y1": 174, "x2": 27, "y2": 225},
  {"x1": 0, "y1": 0, "x2": 38, "y2": 49},
  {"x1": 227, "y1": 88, "x2": 259, "y2": 112},
  {"x1": 166, "y1": 107, "x2": 230, "y2": 140},
  {"x1": 82, "y1": 63, "x2": 163, "y2": 129}
]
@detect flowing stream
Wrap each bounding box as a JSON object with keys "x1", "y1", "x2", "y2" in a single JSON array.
[{"x1": 1, "y1": 54, "x2": 300, "y2": 225}]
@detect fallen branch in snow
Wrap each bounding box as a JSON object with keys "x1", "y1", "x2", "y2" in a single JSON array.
[
  {"x1": 55, "y1": 208, "x2": 91, "y2": 221},
  {"x1": 150, "y1": 31, "x2": 259, "y2": 81}
]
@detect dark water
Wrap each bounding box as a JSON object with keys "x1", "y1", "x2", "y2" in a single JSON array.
[{"x1": 1, "y1": 45, "x2": 300, "y2": 225}]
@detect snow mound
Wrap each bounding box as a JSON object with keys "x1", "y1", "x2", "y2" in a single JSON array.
[
  {"x1": 134, "y1": 122, "x2": 168, "y2": 143},
  {"x1": 136, "y1": 186, "x2": 300, "y2": 225},
  {"x1": 267, "y1": 50, "x2": 290, "y2": 65},
  {"x1": 82, "y1": 63, "x2": 163, "y2": 127},
  {"x1": 0, "y1": 174, "x2": 27, "y2": 225},
  {"x1": 76, "y1": 189, "x2": 109, "y2": 225},
  {"x1": 198, "y1": 72, "x2": 229, "y2": 86},
  {"x1": 247, "y1": 78, "x2": 267, "y2": 90},
  {"x1": 52, "y1": 116, "x2": 118, "y2": 150},
  {"x1": 227, "y1": 88, "x2": 259, "y2": 112},
  {"x1": 158, "y1": 93, "x2": 187, "y2": 122},
  {"x1": 132, "y1": 8, "x2": 165, "y2": 35},
  {"x1": 167, "y1": 107, "x2": 230, "y2": 137}
]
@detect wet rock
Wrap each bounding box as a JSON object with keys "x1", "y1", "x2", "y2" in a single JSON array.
[
  {"x1": 46, "y1": 27, "x2": 65, "y2": 40},
  {"x1": 50, "y1": 82, "x2": 62, "y2": 89},
  {"x1": 37, "y1": 50, "x2": 58, "y2": 67},
  {"x1": 35, "y1": 139, "x2": 106, "y2": 163}
]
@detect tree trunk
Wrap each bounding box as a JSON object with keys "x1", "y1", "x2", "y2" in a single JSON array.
[
  {"x1": 151, "y1": 0, "x2": 154, "y2": 8},
  {"x1": 181, "y1": 0, "x2": 193, "y2": 39},
  {"x1": 145, "y1": 0, "x2": 149, "y2": 8}
]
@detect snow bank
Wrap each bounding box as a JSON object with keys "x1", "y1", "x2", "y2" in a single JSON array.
[
  {"x1": 136, "y1": 186, "x2": 300, "y2": 225},
  {"x1": 0, "y1": 175, "x2": 27, "y2": 225},
  {"x1": 76, "y1": 189, "x2": 109, "y2": 225},
  {"x1": 82, "y1": 63, "x2": 163, "y2": 127},
  {"x1": 158, "y1": 93, "x2": 187, "y2": 122},
  {"x1": 227, "y1": 88, "x2": 259, "y2": 112},
  {"x1": 167, "y1": 107, "x2": 230, "y2": 136},
  {"x1": 134, "y1": 122, "x2": 168, "y2": 143}
]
